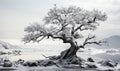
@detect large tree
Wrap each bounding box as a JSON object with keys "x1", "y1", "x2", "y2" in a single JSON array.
[{"x1": 23, "y1": 6, "x2": 107, "y2": 62}]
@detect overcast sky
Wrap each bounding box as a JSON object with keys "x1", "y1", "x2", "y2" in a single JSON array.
[{"x1": 0, "y1": 0, "x2": 120, "y2": 45}]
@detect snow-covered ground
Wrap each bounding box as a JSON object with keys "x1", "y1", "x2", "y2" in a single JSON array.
[
  {"x1": 1, "y1": 44, "x2": 120, "y2": 62},
  {"x1": 79, "y1": 47, "x2": 120, "y2": 55},
  {"x1": 0, "y1": 42, "x2": 120, "y2": 71}
]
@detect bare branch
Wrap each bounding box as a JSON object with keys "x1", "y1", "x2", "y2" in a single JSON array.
[
  {"x1": 74, "y1": 24, "x2": 84, "y2": 32},
  {"x1": 79, "y1": 35, "x2": 104, "y2": 48},
  {"x1": 47, "y1": 33, "x2": 63, "y2": 40},
  {"x1": 84, "y1": 41, "x2": 102, "y2": 46},
  {"x1": 84, "y1": 35, "x2": 95, "y2": 43}
]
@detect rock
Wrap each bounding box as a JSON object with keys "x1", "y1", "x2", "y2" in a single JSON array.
[
  {"x1": 80, "y1": 62, "x2": 97, "y2": 68},
  {"x1": 64, "y1": 56, "x2": 84, "y2": 65},
  {"x1": 17, "y1": 59, "x2": 24, "y2": 64},
  {"x1": 62, "y1": 64, "x2": 80, "y2": 69},
  {"x1": 70, "y1": 58, "x2": 81, "y2": 64},
  {"x1": 86, "y1": 64, "x2": 97, "y2": 68},
  {"x1": 99, "y1": 60, "x2": 118, "y2": 67},
  {"x1": 87, "y1": 58, "x2": 94, "y2": 62},
  {"x1": 37, "y1": 60, "x2": 56, "y2": 66},
  {"x1": 23, "y1": 62, "x2": 27, "y2": 66},
  {"x1": 23, "y1": 61, "x2": 38, "y2": 67},
  {"x1": 103, "y1": 69, "x2": 114, "y2": 71},
  {"x1": 3, "y1": 59, "x2": 12, "y2": 67}
]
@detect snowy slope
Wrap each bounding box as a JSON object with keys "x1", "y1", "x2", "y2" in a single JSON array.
[{"x1": 0, "y1": 40, "x2": 20, "y2": 49}]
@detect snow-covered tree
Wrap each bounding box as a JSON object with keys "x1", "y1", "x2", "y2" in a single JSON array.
[{"x1": 23, "y1": 6, "x2": 107, "y2": 61}]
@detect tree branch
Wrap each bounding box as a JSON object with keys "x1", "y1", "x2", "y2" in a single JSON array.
[
  {"x1": 79, "y1": 35, "x2": 103, "y2": 48},
  {"x1": 74, "y1": 17, "x2": 97, "y2": 33},
  {"x1": 74, "y1": 24, "x2": 85, "y2": 32},
  {"x1": 47, "y1": 33, "x2": 63, "y2": 40},
  {"x1": 84, "y1": 41, "x2": 102, "y2": 46},
  {"x1": 37, "y1": 36, "x2": 46, "y2": 43}
]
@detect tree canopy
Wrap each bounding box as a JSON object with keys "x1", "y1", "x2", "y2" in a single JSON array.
[{"x1": 23, "y1": 6, "x2": 107, "y2": 47}]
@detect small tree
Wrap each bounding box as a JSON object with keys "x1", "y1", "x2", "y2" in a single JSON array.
[{"x1": 23, "y1": 6, "x2": 107, "y2": 62}]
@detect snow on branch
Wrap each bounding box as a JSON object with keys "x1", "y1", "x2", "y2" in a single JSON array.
[{"x1": 23, "y1": 23, "x2": 48, "y2": 43}]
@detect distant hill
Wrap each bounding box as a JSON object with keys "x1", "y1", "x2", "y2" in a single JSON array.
[
  {"x1": 89, "y1": 35, "x2": 120, "y2": 49},
  {"x1": 104, "y1": 35, "x2": 120, "y2": 49},
  {"x1": 0, "y1": 40, "x2": 20, "y2": 49}
]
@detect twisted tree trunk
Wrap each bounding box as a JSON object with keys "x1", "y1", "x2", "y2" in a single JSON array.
[
  {"x1": 47, "y1": 33, "x2": 82, "y2": 61},
  {"x1": 59, "y1": 36, "x2": 80, "y2": 60},
  {"x1": 60, "y1": 45, "x2": 79, "y2": 59},
  {"x1": 58, "y1": 41, "x2": 83, "y2": 65}
]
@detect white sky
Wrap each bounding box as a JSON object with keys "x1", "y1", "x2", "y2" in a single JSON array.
[{"x1": 0, "y1": 0, "x2": 120, "y2": 45}]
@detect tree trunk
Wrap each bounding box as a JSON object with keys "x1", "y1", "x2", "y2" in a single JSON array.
[
  {"x1": 60, "y1": 44, "x2": 79, "y2": 60},
  {"x1": 48, "y1": 33, "x2": 80, "y2": 61}
]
